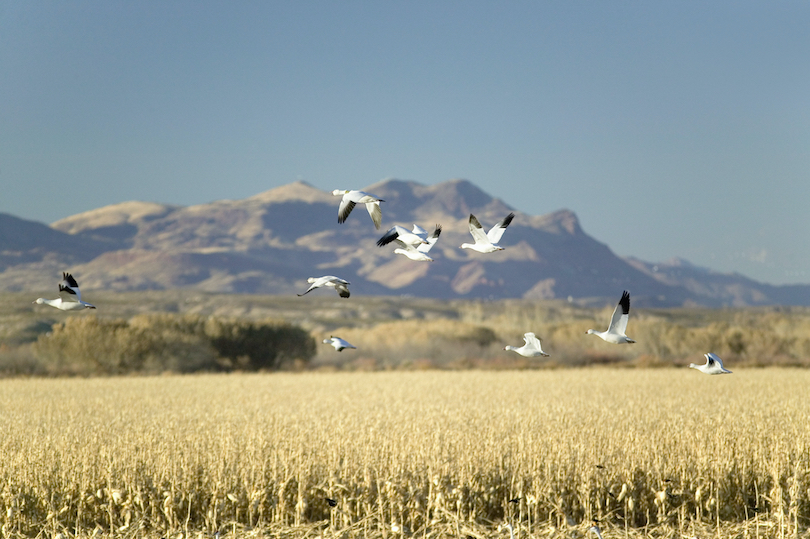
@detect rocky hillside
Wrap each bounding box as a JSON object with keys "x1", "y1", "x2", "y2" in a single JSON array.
[{"x1": 2, "y1": 178, "x2": 808, "y2": 307}]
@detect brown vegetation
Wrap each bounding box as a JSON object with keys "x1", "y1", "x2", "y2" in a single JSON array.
[
  {"x1": 3, "y1": 292, "x2": 810, "y2": 374},
  {"x1": 0, "y1": 370, "x2": 807, "y2": 538},
  {"x1": 28, "y1": 314, "x2": 315, "y2": 375}
]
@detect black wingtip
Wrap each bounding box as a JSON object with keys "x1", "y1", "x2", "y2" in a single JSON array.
[
  {"x1": 62, "y1": 272, "x2": 79, "y2": 288},
  {"x1": 434, "y1": 224, "x2": 442, "y2": 236},
  {"x1": 376, "y1": 230, "x2": 398, "y2": 247},
  {"x1": 501, "y1": 212, "x2": 515, "y2": 227},
  {"x1": 619, "y1": 290, "x2": 630, "y2": 314},
  {"x1": 59, "y1": 284, "x2": 78, "y2": 296}
]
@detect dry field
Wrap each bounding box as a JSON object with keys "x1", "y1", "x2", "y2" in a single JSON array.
[{"x1": 0, "y1": 369, "x2": 809, "y2": 539}]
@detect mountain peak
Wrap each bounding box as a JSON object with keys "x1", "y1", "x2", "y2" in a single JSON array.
[
  {"x1": 52, "y1": 201, "x2": 178, "y2": 235},
  {"x1": 248, "y1": 180, "x2": 333, "y2": 205},
  {"x1": 526, "y1": 209, "x2": 582, "y2": 235},
  {"x1": 367, "y1": 178, "x2": 513, "y2": 221}
]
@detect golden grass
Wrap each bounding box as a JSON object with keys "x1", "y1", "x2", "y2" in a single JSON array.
[{"x1": 0, "y1": 369, "x2": 809, "y2": 538}]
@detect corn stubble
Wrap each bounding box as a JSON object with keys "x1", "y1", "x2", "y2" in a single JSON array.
[{"x1": 0, "y1": 370, "x2": 808, "y2": 538}]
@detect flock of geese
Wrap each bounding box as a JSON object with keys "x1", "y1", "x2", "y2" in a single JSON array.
[{"x1": 32, "y1": 186, "x2": 733, "y2": 374}]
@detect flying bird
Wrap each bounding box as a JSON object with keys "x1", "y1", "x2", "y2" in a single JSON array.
[
  {"x1": 33, "y1": 272, "x2": 96, "y2": 311},
  {"x1": 377, "y1": 224, "x2": 442, "y2": 262},
  {"x1": 460, "y1": 213, "x2": 515, "y2": 253},
  {"x1": 323, "y1": 337, "x2": 357, "y2": 352},
  {"x1": 689, "y1": 352, "x2": 733, "y2": 374},
  {"x1": 298, "y1": 276, "x2": 351, "y2": 298},
  {"x1": 586, "y1": 291, "x2": 635, "y2": 344},
  {"x1": 504, "y1": 332, "x2": 550, "y2": 357},
  {"x1": 332, "y1": 189, "x2": 385, "y2": 229}
]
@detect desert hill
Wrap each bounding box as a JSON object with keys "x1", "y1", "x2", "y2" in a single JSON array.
[{"x1": 2, "y1": 178, "x2": 808, "y2": 306}]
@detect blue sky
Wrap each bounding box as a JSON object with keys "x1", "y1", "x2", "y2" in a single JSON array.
[{"x1": 1, "y1": 1, "x2": 808, "y2": 285}]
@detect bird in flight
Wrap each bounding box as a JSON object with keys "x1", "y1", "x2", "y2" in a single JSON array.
[
  {"x1": 689, "y1": 352, "x2": 732, "y2": 374},
  {"x1": 298, "y1": 276, "x2": 351, "y2": 298},
  {"x1": 460, "y1": 213, "x2": 515, "y2": 253},
  {"x1": 504, "y1": 332, "x2": 550, "y2": 357},
  {"x1": 377, "y1": 224, "x2": 442, "y2": 262},
  {"x1": 332, "y1": 189, "x2": 385, "y2": 229},
  {"x1": 586, "y1": 291, "x2": 635, "y2": 344},
  {"x1": 33, "y1": 272, "x2": 96, "y2": 311},
  {"x1": 323, "y1": 337, "x2": 357, "y2": 352}
]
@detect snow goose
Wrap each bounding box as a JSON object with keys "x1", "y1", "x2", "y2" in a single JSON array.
[
  {"x1": 504, "y1": 332, "x2": 550, "y2": 357},
  {"x1": 586, "y1": 290, "x2": 635, "y2": 344},
  {"x1": 298, "y1": 276, "x2": 351, "y2": 298},
  {"x1": 460, "y1": 213, "x2": 515, "y2": 253},
  {"x1": 323, "y1": 336, "x2": 357, "y2": 352},
  {"x1": 332, "y1": 189, "x2": 385, "y2": 229},
  {"x1": 33, "y1": 272, "x2": 96, "y2": 311},
  {"x1": 690, "y1": 352, "x2": 732, "y2": 374},
  {"x1": 376, "y1": 224, "x2": 441, "y2": 262}
]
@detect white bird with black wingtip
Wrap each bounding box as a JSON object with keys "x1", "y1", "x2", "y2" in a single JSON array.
[
  {"x1": 33, "y1": 272, "x2": 97, "y2": 311},
  {"x1": 690, "y1": 352, "x2": 732, "y2": 374},
  {"x1": 323, "y1": 337, "x2": 357, "y2": 352},
  {"x1": 298, "y1": 276, "x2": 351, "y2": 298},
  {"x1": 332, "y1": 189, "x2": 385, "y2": 229},
  {"x1": 504, "y1": 332, "x2": 550, "y2": 357},
  {"x1": 376, "y1": 224, "x2": 442, "y2": 262},
  {"x1": 586, "y1": 290, "x2": 635, "y2": 344},
  {"x1": 460, "y1": 212, "x2": 515, "y2": 253}
]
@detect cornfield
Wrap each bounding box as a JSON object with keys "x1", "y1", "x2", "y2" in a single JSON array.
[{"x1": 0, "y1": 369, "x2": 809, "y2": 538}]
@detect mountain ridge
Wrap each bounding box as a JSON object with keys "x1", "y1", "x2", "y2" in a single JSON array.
[{"x1": 3, "y1": 178, "x2": 808, "y2": 307}]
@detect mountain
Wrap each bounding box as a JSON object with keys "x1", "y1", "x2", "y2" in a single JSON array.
[{"x1": 2, "y1": 178, "x2": 808, "y2": 307}]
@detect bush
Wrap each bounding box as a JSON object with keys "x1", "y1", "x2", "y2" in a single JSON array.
[{"x1": 33, "y1": 314, "x2": 316, "y2": 375}]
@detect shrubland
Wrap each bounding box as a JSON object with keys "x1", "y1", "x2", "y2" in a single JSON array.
[
  {"x1": 7, "y1": 314, "x2": 315, "y2": 375},
  {"x1": 1, "y1": 291, "x2": 809, "y2": 374}
]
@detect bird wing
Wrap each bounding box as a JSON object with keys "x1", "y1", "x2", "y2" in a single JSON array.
[
  {"x1": 487, "y1": 212, "x2": 515, "y2": 243},
  {"x1": 417, "y1": 224, "x2": 442, "y2": 254},
  {"x1": 607, "y1": 290, "x2": 631, "y2": 334},
  {"x1": 467, "y1": 214, "x2": 490, "y2": 245},
  {"x1": 523, "y1": 332, "x2": 541, "y2": 349},
  {"x1": 337, "y1": 338, "x2": 356, "y2": 349},
  {"x1": 298, "y1": 283, "x2": 319, "y2": 296},
  {"x1": 376, "y1": 226, "x2": 402, "y2": 247},
  {"x1": 411, "y1": 224, "x2": 428, "y2": 237},
  {"x1": 58, "y1": 273, "x2": 81, "y2": 302},
  {"x1": 299, "y1": 276, "x2": 336, "y2": 296},
  {"x1": 365, "y1": 201, "x2": 382, "y2": 229},
  {"x1": 396, "y1": 240, "x2": 420, "y2": 253},
  {"x1": 705, "y1": 352, "x2": 721, "y2": 368},
  {"x1": 335, "y1": 283, "x2": 351, "y2": 298},
  {"x1": 337, "y1": 197, "x2": 356, "y2": 224}
]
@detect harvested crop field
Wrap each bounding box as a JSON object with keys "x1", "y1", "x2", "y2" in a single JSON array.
[{"x1": 1, "y1": 369, "x2": 808, "y2": 538}]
